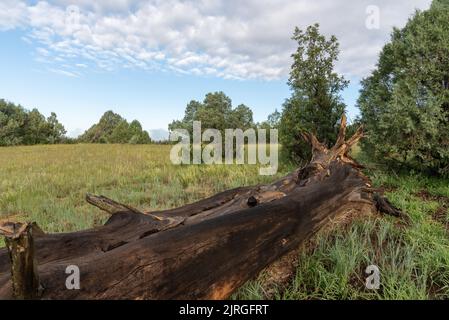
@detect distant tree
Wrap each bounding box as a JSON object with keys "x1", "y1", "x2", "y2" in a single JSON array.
[
  {"x1": 279, "y1": 24, "x2": 348, "y2": 163},
  {"x1": 169, "y1": 91, "x2": 255, "y2": 136},
  {"x1": 267, "y1": 109, "x2": 281, "y2": 128},
  {"x1": 197, "y1": 92, "x2": 234, "y2": 132},
  {"x1": 0, "y1": 100, "x2": 26, "y2": 146},
  {"x1": 358, "y1": 1, "x2": 449, "y2": 175},
  {"x1": 257, "y1": 109, "x2": 281, "y2": 143},
  {"x1": 129, "y1": 120, "x2": 151, "y2": 144},
  {"x1": 79, "y1": 111, "x2": 123, "y2": 143},
  {"x1": 230, "y1": 104, "x2": 254, "y2": 130},
  {"x1": 46, "y1": 112, "x2": 67, "y2": 144},
  {"x1": 109, "y1": 120, "x2": 132, "y2": 143},
  {"x1": 169, "y1": 92, "x2": 256, "y2": 160},
  {"x1": 0, "y1": 99, "x2": 66, "y2": 146},
  {"x1": 78, "y1": 111, "x2": 151, "y2": 144}
]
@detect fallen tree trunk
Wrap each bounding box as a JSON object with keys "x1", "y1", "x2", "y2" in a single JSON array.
[{"x1": 0, "y1": 116, "x2": 400, "y2": 299}]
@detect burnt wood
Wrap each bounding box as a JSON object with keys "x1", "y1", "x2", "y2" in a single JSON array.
[{"x1": 0, "y1": 116, "x2": 402, "y2": 299}]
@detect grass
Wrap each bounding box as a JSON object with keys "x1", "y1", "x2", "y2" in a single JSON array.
[
  {"x1": 1, "y1": 144, "x2": 449, "y2": 299},
  {"x1": 0, "y1": 144, "x2": 290, "y2": 234},
  {"x1": 233, "y1": 152, "x2": 449, "y2": 300}
]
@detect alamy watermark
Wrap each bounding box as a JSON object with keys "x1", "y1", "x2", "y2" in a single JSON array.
[
  {"x1": 169, "y1": 121, "x2": 279, "y2": 175},
  {"x1": 65, "y1": 265, "x2": 80, "y2": 290},
  {"x1": 365, "y1": 264, "x2": 380, "y2": 290},
  {"x1": 62, "y1": 263, "x2": 380, "y2": 291},
  {"x1": 366, "y1": 5, "x2": 380, "y2": 30}
]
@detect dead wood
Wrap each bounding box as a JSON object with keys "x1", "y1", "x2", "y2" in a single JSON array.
[{"x1": 0, "y1": 115, "x2": 401, "y2": 300}]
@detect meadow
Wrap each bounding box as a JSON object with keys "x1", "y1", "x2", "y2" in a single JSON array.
[
  {"x1": 1, "y1": 144, "x2": 449, "y2": 299},
  {"x1": 0, "y1": 144, "x2": 290, "y2": 244}
]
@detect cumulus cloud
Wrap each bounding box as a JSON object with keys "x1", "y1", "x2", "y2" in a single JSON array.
[{"x1": 0, "y1": 0, "x2": 432, "y2": 80}]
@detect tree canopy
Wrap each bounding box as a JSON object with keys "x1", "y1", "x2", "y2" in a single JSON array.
[
  {"x1": 279, "y1": 23, "x2": 348, "y2": 163},
  {"x1": 0, "y1": 99, "x2": 66, "y2": 146},
  {"x1": 358, "y1": 1, "x2": 449, "y2": 175},
  {"x1": 78, "y1": 111, "x2": 151, "y2": 144},
  {"x1": 169, "y1": 91, "x2": 255, "y2": 135}
]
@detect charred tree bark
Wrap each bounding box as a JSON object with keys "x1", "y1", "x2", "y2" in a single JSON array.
[
  {"x1": 0, "y1": 222, "x2": 42, "y2": 299},
  {"x1": 0, "y1": 116, "x2": 402, "y2": 300}
]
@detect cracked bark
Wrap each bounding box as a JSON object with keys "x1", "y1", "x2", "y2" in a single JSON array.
[{"x1": 0, "y1": 116, "x2": 402, "y2": 300}]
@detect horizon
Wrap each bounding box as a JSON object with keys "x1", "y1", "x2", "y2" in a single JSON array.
[{"x1": 0, "y1": 0, "x2": 432, "y2": 140}]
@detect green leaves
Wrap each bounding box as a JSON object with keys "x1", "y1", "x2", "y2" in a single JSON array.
[
  {"x1": 78, "y1": 111, "x2": 151, "y2": 144},
  {"x1": 168, "y1": 91, "x2": 255, "y2": 137},
  {"x1": 280, "y1": 24, "x2": 347, "y2": 163},
  {"x1": 0, "y1": 99, "x2": 66, "y2": 146},
  {"x1": 359, "y1": 3, "x2": 449, "y2": 175}
]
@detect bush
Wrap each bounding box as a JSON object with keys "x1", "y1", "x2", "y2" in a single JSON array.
[{"x1": 358, "y1": 1, "x2": 449, "y2": 175}]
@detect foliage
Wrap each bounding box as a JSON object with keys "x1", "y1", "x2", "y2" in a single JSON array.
[
  {"x1": 169, "y1": 91, "x2": 255, "y2": 135},
  {"x1": 279, "y1": 24, "x2": 348, "y2": 163},
  {"x1": 169, "y1": 92, "x2": 256, "y2": 160},
  {"x1": 257, "y1": 109, "x2": 280, "y2": 129},
  {"x1": 432, "y1": 0, "x2": 449, "y2": 9},
  {"x1": 358, "y1": 1, "x2": 449, "y2": 175},
  {"x1": 78, "y1": 111, "x2": 151, "y2": 144},
  {"x1": 346, "y1": 116, "x2": 362, "y2": 138},
  {"x1": 257, "y1": 109, "x2": 281, "y2": 143},
  {"x1": 0, "y1": 99, "x2": 66, "y2": 146}
]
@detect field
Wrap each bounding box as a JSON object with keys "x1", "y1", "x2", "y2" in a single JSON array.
[{"x1": 1, "y1": 144, "x2": 449, "y2": 299}]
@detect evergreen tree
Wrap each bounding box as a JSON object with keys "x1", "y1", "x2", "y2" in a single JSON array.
[
  {"x1": 279, "y1": 24, "x2": 348, "y2": 163},
  {"x1": 78, "y1": 111, "x2": 151, "y2": 144},
  {"x1": 0, "y1": 99, "x2": 66, "y2": 146},
  {"x1": 358, "y1": 1, "x2": 449, "y2": 175}
]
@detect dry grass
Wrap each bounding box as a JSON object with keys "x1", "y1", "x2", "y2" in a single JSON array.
[
  {"x1": 0, "y1": 144, "x2": 290, "y2": 237},
  {"x1": 2, "y1": 144, "x2": 449, "y2": 300}
]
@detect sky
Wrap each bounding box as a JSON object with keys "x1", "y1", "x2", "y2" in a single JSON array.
[{"x1": 0, "y1": 0, "x2": 432, "y2": 139}]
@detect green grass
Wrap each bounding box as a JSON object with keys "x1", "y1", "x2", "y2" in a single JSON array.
[
  {"x1": 1, "y1": 144, "x2": 449, "y2": 299},
  {"x1": 233, "y1": 153, "x2": 449, "y2": 300},
  {"x1": 0, "y1": 144, "x2": 290, "y2": 233}
]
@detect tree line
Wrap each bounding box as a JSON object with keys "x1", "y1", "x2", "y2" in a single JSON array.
[
  {"x1": 0, "y1": 101, "x2": 152, "y2": 146},
  {"x1": 2, "y1": 0, "x2": 448, "y2": 176},
  {"x1": 0, "y1": 99, "x2": 67, "y2": 146},
  {"x1": 168, "y1": 91, "x2": 280, "y2": 140}
]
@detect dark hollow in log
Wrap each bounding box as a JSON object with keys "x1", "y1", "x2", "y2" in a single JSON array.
[{"x1": 0, "y1": 115, "x2": 402, "y2": 300}]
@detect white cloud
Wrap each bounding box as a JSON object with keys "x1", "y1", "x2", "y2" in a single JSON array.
[
  {"x1": 36, "y1": 47, "x2": 51, "y2": 56},
  {"x1": 0, "y1": 0, "x2": 27, "y2": 30},
  {"x1": 0, "y1": 0, "x2": 432, "y2": 80},
  {"x1": 49, "y1": 68, "x2": 80, "y2": 77}
]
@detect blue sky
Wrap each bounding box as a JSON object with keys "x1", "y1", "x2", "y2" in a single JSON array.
[
  {"x1": 0, "y1": 0, "x2": 431, "y2": 139},
  {"x1": 0, "y1": 28, "x2": 294, "y2": 138}
]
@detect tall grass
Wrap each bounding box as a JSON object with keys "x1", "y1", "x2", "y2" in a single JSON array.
[
  {"x1": 234, "y1": 152, "x2": 449, "y2": 300},
  {"x1": 1, "y1": 144, "x2": 448, "y2": 299},
  {"x1": 0, "y1": 144, "x2": 290, "y2": 234}
]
